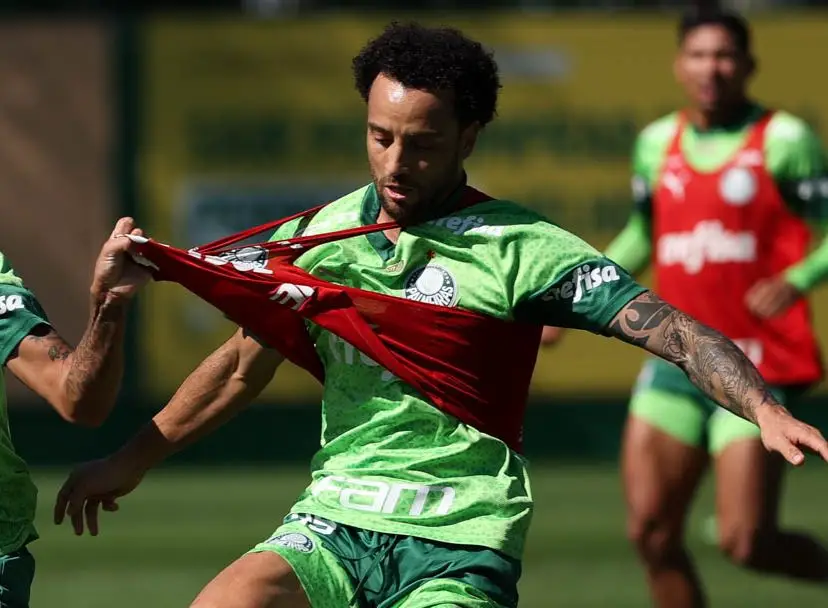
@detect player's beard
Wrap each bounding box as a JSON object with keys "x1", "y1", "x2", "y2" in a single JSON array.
[{"x1": 372, "y1": 157, "x2": 465, "y2": 227}]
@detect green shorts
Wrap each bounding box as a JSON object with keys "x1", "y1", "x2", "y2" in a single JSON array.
[
  {"x1": 631, "y1": 358, "x2": 809, "y2": 454},
  {"x1": 250, "y1": 513, "x2": 520, "y2": 608},
  {"x1": 0, "y1": 545, "x2": 35, "y2": 608}
]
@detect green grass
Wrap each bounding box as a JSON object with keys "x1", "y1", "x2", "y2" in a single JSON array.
[{"x1": 29, "y1": 462, "x2": 828, "y2": 607}]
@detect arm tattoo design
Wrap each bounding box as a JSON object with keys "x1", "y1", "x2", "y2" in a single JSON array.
[
  {"x1": 48, "y1": 344, "x2": 72, "y2": 362},
  {"x1": 23, "y1": 329, "x2": 74, "y2": 362},
  {"x1": 15, "y1": 297, "x2": 127, "y2": 419},
  {"x1": 608, "y1": 291, "x2": 777, "y2": 424}
]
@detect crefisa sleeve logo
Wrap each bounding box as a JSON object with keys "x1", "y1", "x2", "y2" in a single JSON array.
[
  {"x1": 403, "y1": 263, "x2": 459, "y2": 307},
  {"x1": 541, "y1": 263, "x2": 620, "y2": 303}
]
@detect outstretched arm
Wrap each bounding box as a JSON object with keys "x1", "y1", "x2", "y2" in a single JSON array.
[
  {"x1": 55, "y1": 328, "x2": 284, "y2": 535},
  {"x1": 608, "y1": 290, "x2": 828, "y2": 465},
  {"x1": 115, "y1": 328, "x2": 284, "y2": 470}
]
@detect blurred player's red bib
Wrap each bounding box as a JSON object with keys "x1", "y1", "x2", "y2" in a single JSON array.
[
  {"x1": 653, "y1": 110, "x2": 823, "y2": 385},
  {"x1": 128, "y1": 189, "x2": 540, "y2": 453}
]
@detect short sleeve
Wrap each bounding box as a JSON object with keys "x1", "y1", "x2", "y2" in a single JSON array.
[
  {"x1": 0, "y1": 284, "x2": 51, "y2": 366},
  {"x1": 510, "y1": 221, "x2": 647, "y2": 334},
  {"x1": 631, "y1": 133, "x2": 655, "y2": 219},
  {"x1": 766, "y1": 114, "x2": 828, "y2": 222}
]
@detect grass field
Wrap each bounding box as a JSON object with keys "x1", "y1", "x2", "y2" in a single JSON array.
[{"x1": 28, "y1": 462, "x2": 828, "y2": 607}]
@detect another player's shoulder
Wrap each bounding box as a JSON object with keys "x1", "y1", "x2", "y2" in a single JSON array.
[
  {"x1": 632, "y1": 113, "x2": 681, "y2": 181},
  {"x1": 636, "y1": 112, "x2": 681, "y2": 148},
  {"x1": 0, "y1": 251, "x2": 23, "y2": 288},
  {"x1": 761, "y1": 110, "x2": 825, "y2": 179},
  {"x1": 765, "y1": 110, "x2": 820, "y2": 146}
]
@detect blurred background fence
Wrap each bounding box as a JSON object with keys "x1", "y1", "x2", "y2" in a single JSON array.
[{"x1": 0, "y1": 1, "x2": 826, "y2": 467}]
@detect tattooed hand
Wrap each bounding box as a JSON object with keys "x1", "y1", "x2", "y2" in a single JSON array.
[{"x1": 608, "y1": 291, "x2": 828, "y2": 466}]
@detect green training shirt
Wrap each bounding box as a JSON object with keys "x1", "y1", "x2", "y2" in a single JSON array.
[
  {"x1": 0, "y1": 252, "x2": 50, "y2": 554},
  {"x1": 263, "y1": 182, "x2": 646, "y2": 559}
]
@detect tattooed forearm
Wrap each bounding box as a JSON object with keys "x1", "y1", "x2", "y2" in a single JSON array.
[
  {"x1": 11, "y1": 294, "x2": 129, "y2": 425},
  {"x1": 608, "y1": 291, "x2": 778, "y2": 424},
  {"x1": 61, "y1": 294, "x2": 129, "y2": 416}
]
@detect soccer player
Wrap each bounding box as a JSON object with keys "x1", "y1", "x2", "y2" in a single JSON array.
[
  {"x1": 545, "y1": 9, "x2": 828, "y2": 607},
  {"x1": 0, "y1": 217, "x2": 146, "y2": 607},
  {"x1": 55, "y1": 22, "x2": 828, "y2": 608}
]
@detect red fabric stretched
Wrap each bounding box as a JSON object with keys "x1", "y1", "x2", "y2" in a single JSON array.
[{"x1": 129, "y1": 188, "x2": 541, "y2": 452}]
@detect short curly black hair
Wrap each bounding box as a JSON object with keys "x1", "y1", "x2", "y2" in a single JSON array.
[
  {"x1": 679, "y1": 9, "x2": 751, "y2": 54},
  {"x1": 352, "y1": 21, "x2": 501, "y2": 128}
]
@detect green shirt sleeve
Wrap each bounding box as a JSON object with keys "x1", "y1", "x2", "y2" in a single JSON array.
[
  {"x1": 511, "y1": 221, "x2": 647, "y2": 334},
  {"x1": 766, "y1": 115, "x2": 828, "y2": 291},
  {"x1": 602, "y1": 127, "x2": 659, "y2": 276},
  {"x1": 630, "y1": 131, "x2": 655, "y2": 221},
  {"x1": 0, "y1": 254, "x2": 51, "y2": 366},
  {"x1": 604, "y1": 211, "x2": 652, "y2": 276},
  {"x1": 767, "y1": 114, "x2": 828, "y2": 222},
  {"x1": 785, "y1": 231, "x2": 828, "y2": 292}
]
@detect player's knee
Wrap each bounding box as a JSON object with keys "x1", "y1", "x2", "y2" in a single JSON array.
[
  {"x1": 718, "y1": 525, "x2": 768, "y2": 568},
  {"x1": 626, "y1": 512, "x2": 682, "y2": 566},
  {"x1": 190, "y1": 552, "x2": 307, "y2": 608}
]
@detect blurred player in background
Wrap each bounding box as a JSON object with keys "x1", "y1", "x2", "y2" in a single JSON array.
[
  {"x1": 544, "y1": 9, "x2": 828, "y2": 608},
  {"x1": 0, "y1": 218, "x2": 146, "y2": 607},
  {"x1": 55, "y1": 22, "x2": 828, "y2": 608}
]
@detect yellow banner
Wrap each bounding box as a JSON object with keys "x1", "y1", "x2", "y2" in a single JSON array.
[{"x1": 139, "y1": 14, "x2": 828, "y2": 401}]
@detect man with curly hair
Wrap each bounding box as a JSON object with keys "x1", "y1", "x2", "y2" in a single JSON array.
[{"x1": 56, "y1": 22, "x2": 828, "y2": 608}]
